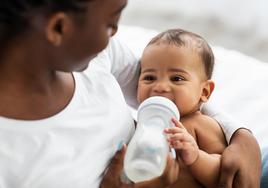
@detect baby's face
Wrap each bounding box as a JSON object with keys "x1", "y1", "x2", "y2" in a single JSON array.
[{"x1": 137, "y1": 44, "x2": 207, "y2": 117}]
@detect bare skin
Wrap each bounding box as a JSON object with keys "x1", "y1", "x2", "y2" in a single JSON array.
[
  {"x1": 0, "y1": 33, "x2": 75, "y2": 120},
  {"x1": 166, "y1": 116, "x2": 226, "y2": 188}
]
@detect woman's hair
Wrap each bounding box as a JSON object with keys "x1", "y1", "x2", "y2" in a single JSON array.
[
  {"x1": 147, "y1": 29, "x2": 214, "y2": 79},
  {"x1": 0, "y1": 0, "x2": 90, "y2": 46}
]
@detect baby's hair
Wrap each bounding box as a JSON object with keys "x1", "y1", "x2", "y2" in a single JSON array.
[
  {"x1": 0, "y1": 0, "x2": 92, "y2": 46},
  {"x1": 147, "y1": 29, "x2": 214, "y2": 79}
]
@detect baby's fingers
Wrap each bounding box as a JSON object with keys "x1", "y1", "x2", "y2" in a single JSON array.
[
  {"x1": 171, "y1": 118, "x2": 186, "y2": 129},
  {"x1": 168, "y1": 132, "x2": 186, "y2": 142},
  {"x1": 169, "y1": 140, "x2": 184, "y2": 149},
  {"x1": 164, "y1": 127, "x2": 183, "y2": 134}
]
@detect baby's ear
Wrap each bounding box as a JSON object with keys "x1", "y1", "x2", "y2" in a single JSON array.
[{"x1": 200, "y1": 80, "x2": 215, "y2": 103}]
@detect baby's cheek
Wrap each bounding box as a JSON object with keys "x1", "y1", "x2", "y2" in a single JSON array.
[
  {"x1": 174, "y1": 100, "x2": 186, "y2": 116},
  {"x1": 136, "y1": 85, "x2": 143, "y2": 103},
  {"x1": 137, "y1": 82, "x2": 153, "y2": 103}
]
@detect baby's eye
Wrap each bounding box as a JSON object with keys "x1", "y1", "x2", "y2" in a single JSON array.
[
  {"x1": 143, "y1": 75, "x2": 156, "y2": 81},
  {"x1": 170, "y1": 76, "x2": 184, "y2": 82}
]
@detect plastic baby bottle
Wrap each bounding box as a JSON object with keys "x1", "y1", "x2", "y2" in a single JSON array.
[{"x1": 124, "y1": 96, "x2": 180, "y2": 183}]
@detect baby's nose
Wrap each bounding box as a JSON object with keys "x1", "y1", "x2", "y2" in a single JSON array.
[{"x1": 153, "y1": 81, "x2": 171, "y2": 93}]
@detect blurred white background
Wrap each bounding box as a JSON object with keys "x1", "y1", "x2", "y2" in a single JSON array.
[{"x1": 121, "y1": 0, "x2": 268, "y2": 62}]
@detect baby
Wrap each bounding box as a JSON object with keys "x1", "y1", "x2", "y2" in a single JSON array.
[{"x1": 137, "y1": 29, "x2": 227, "y2": 188}]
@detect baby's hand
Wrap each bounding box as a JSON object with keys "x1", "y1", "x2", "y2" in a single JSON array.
[{"x1": 164, "y1": 118, "x2": 199, "y2": 165}]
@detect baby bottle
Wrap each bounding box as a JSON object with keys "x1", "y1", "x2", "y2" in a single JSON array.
[{"x1": 124, "y1": 96, "x2": 180, "y2": 182}]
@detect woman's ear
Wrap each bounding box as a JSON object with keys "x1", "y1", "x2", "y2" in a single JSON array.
[
  {"x1": 200, "y1": 80, "x2": 215, "y2": 103},
  {"x1": 45, "y1": 12, "x2": 72, "y2": 46}
]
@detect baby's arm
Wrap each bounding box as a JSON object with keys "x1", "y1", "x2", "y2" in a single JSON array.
[{"x1": 165, "y1": 117, "x2": 226, "y2": 188}]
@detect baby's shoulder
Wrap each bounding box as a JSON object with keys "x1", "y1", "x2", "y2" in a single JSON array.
[
  {"x1": 181, "y1": 111, "x2": 218, "y2": 130},
  {"x1": 183, "y1": 112, "x2": 227, "y2": 153}
]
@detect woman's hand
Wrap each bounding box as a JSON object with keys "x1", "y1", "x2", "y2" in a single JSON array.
[
  {"x1": 100, "y1": 145, "x2": 179, "y2": 188},
  {"x1": 218, "y1": 129, "x2": 261, "y2": 188},
  {"x1": 100, "y1": 145, "x2": 132, "y2": 188},
  {"x1": 158, "y1": 153, "x2": 180, "y2": 187}
]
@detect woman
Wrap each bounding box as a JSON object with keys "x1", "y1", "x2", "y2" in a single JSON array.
[{"x1": 0, "y1": 0, "x2": 261, "y2": 187}]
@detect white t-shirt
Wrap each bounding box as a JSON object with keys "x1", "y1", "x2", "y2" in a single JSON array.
[{"x1": 0, "y1": 35, "x2": 242, "y2": 188}]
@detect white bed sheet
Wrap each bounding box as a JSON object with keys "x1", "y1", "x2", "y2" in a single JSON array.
[{"x1": 117, "y1": 25, "x2": 268, "y2": 149}]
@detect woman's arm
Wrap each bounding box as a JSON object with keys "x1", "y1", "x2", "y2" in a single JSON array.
[
  {"x1": 219, "y1": 129, "x2": 261, "y2": 188},
  {"x1": 107, "y1": 35, "x2": 140, "y2": 109}
]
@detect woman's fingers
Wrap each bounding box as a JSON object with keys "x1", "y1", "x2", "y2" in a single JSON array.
[{"x1": 100, "y1": 144, "x2": 127, "y2": 188}]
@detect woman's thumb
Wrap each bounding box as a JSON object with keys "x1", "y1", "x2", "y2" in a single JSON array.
[{"x1": 107, "y1": 144, "x2": 127, "y2": 177}]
